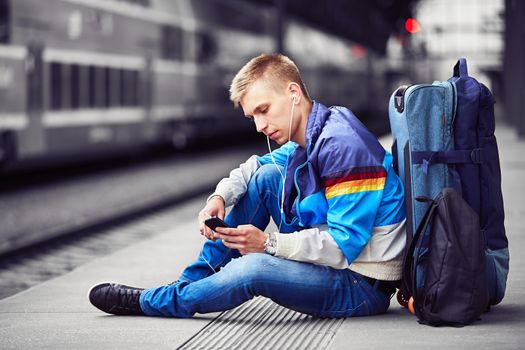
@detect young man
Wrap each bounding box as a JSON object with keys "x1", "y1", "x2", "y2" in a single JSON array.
[{"x1": 89, "y1": 54, "x2": 406, "y2": 318}]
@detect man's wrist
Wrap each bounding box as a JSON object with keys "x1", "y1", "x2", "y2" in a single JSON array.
[{"x1": 207, "y1": 194, "x2": 225, "y2": 205}]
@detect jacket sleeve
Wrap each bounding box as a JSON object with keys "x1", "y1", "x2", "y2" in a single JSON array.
[
  {"x1": 256, "y1": 141, "x2": 297, "y2": 167},
  {"x1": 274, "y1": 227, "x2": 349, "y2": 269},
  {"x1": 210, "y1": 142, "x2": 297, "y2": 207},
  {"x1": 317, "y1": 137, "x2": 387, "y2": 264},
  {"x1": 209, "y1": 155, "x2": 260, "y2": 207}
]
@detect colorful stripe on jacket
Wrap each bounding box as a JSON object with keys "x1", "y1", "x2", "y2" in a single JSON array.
[{"x1": 324, "y1": 166, "x2": 387, "y2": 199}]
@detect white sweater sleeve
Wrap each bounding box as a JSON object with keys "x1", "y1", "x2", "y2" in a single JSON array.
[
  {"x1": 207, "y1": 155, "x2": 260, "y2": 208},
  {"x1": 274, "y1": 228, "x2": 349, "y2": 269}
]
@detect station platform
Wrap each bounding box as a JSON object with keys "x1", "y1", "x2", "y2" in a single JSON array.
[{"x1": 1, "y1": 122, "x2": 524, "y2": 349}]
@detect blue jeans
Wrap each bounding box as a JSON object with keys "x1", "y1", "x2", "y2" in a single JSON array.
[{"x1": 139, "y1": 165, "x2": 392, "y2": 318}]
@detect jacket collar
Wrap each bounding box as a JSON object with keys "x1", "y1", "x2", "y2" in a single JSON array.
[{"x1": 305, "y1": 101, "x2": 331, "y2": 149}]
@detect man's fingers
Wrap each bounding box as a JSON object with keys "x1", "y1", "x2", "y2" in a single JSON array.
[
  {"x1": 214, "y1": 226, "x2": 230, "y2": 234},
  {"x1": 198, "y1": 210, "x2": 214, "y2": 238},
  {"x1": 215, "y1": 232, "x2": 248, "y2": 245},
  {"x1": 198, "y1": 211, "x2": 207, "y2": 232},
  {"x1": 222, "y1": 240, "x2": 244, "y2": 250},
  {"x1": 205, "y1": 226, "x2": 216, "y2": 240},
  {"x1": 215, "y1": 226, "x2": 241, "y2": 235}
]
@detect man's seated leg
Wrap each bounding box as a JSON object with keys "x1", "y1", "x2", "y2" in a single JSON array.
[
  {"x1": 139, "y1": 254, "x2": 392, "y2": 318},
  {"x1": 89, "y1": 164, "x2": 296, "y2": 315}
]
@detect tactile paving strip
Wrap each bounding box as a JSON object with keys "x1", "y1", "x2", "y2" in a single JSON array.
[{"x1": 178, "y1": 297, "x2": 344, "y2": 350}]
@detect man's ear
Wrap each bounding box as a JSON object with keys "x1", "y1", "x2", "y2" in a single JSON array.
[{"x1": 287, "y1": 82, "x2": 301, "y2": 103}]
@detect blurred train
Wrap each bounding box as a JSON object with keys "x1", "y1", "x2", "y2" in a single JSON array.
[{"x1": 0, "y1": 0, "x2": 395, "y2": 170}]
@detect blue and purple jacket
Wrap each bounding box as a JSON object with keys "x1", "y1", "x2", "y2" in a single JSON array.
[{"x1": 256, "y1": 102, "x2": 406, "y2": 272}]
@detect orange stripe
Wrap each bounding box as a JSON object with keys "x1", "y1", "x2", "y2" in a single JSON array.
[
  {"x1": 327, "y1": 177, "x2": 386, "y2": 191},
  {"x1": 325, "y1": 177, "x2": 386, "y2": 199}
]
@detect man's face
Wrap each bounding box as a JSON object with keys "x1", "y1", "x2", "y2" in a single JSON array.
[{"x1": 240, "y1": 79, "x2": 296, "y2": 145}]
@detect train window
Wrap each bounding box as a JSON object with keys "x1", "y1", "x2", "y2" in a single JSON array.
[
  {"x1": 62, "y1": 64, "x2": 72, "y2": 110},
  {"x1": 196, "y1": 32, "x2": 216, "y2": 63},
  {"x1": 77, "y1": 65, "x2": 89, "y2": 109},
  {"x1": 120, "y1": 69, "x2": 127, "y2": 106},
  {"x1": 50, "y1": 62, "x2": 62, "y2": 110},
  {"x1": 0, "y1": 0, "x2": 9, "y2": 43},
  {"x1": 162, "y1": 25, "x2": 183, "y2": 61},
  {"x1": 120, "y1": 69, "x2": 138, "y2": 106},
  {"x1": 104, "y1": 67, "x2": 111, "y2": 107},
  {"x1": 70, "y1": 64, "x2": 80, "y2": 109},
  {"x1": 88, "y1": 66, "x2": 107, "y2": 108},
  {"x1": 132, "y1": 71, "x2": 139, "y2": 105},
  {"x1": 110, "y1": 68, "x2": 121, "y2": 107},
  {"x1": 88, "y1": 65, "x2": 96, "y2": 108}
]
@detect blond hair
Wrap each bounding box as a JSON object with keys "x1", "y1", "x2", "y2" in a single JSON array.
[{"x1": 229, "y1": 53, "x2": 310, "y2": 107}]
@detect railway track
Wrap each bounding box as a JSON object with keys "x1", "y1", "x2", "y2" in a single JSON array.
[
  {"x1": 0, "y1": 141, "x2": 265, "y2": 300},
  {"x1": 0, "y1": 195, "x2": 205, "y2": 300}
]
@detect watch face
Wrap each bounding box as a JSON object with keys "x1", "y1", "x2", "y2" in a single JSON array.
[{"x1": 264, "y1": 233, "x2": 277, "y2": 255}]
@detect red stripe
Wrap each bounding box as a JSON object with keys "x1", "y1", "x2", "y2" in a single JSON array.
[{"x1": 324, "y1": 170, "x2": 386, "y2": 187}]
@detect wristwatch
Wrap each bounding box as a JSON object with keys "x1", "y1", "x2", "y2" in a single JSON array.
[{"x1": 264, "y1": 232, "x2": 277, "y2": 256}]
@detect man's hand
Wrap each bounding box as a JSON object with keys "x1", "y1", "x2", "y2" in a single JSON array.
[
  {"x1": 198, "y1": 195, "x2": 225, "y2": 240},
  {"x1": 214, "y1": 225, "x2": 268, "y2": 255}
]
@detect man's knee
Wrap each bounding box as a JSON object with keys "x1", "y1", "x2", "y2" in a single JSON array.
[
  {"x1": 221, "y1": 253, "x2": 278, "y2": 284},
  {"x1": 251, "y1": 164, "x2": 282, "y2": 190}
]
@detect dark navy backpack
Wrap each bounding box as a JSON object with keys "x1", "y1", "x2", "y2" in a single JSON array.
[
  {"x1": 388, "y1": 58, "x2": 509, "y2": 321},
  {"x1": 403, "y1": 189, "x2": 489, "y2": 326}
]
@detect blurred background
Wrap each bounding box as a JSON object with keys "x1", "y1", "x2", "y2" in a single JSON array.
[
  {"x1": 0, "y1": 0, "x2": 523, "y2": 297},
  {"x1": 0, "y1": 0, "x2": 522, "y2": 172}
]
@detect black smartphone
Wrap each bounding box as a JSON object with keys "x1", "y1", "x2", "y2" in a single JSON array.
[{"x1": 204, "y1": 217, "x2": 230, "y2": 231}]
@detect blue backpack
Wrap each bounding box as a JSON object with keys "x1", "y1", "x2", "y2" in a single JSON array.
[{"x1": 388, "y1": 58, "x2": 509, "y2": 309}]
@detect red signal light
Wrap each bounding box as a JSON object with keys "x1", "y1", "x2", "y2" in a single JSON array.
[
  {"x1": 405, "y1": 18, "x2": 420, "y2": 34},
  {"x1": 350, "y1": 44, "x2": 367, "y2": 58}
]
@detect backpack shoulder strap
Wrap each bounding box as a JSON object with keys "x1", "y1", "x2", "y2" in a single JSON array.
[{"x1": 402, "y1": 196, "x2": 439, "y2": 298}]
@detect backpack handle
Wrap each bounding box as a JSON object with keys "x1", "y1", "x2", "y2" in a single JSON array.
[
  {"x1": 394, "y1": 85, "x2": 410, "y2": 113},
  {"x1": 453, "y1": 58, "x2": 468, "y2": 77}
]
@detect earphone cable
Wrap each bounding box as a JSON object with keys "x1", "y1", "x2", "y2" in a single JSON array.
[{"x1": 266, "y1": 95, "x2": 296, "y2": 233}]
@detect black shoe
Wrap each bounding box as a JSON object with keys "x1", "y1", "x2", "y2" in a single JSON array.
[{"x1": 89, "y1": 283, "x2": 145, "y2": 315}]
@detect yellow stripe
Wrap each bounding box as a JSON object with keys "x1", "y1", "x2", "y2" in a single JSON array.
[
  {"x1": 327, "y1": 177, "x2": 386, "y2": 192},
  {"x1": 326, "y1": 178, "x2": 386, "y2": 199}
]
